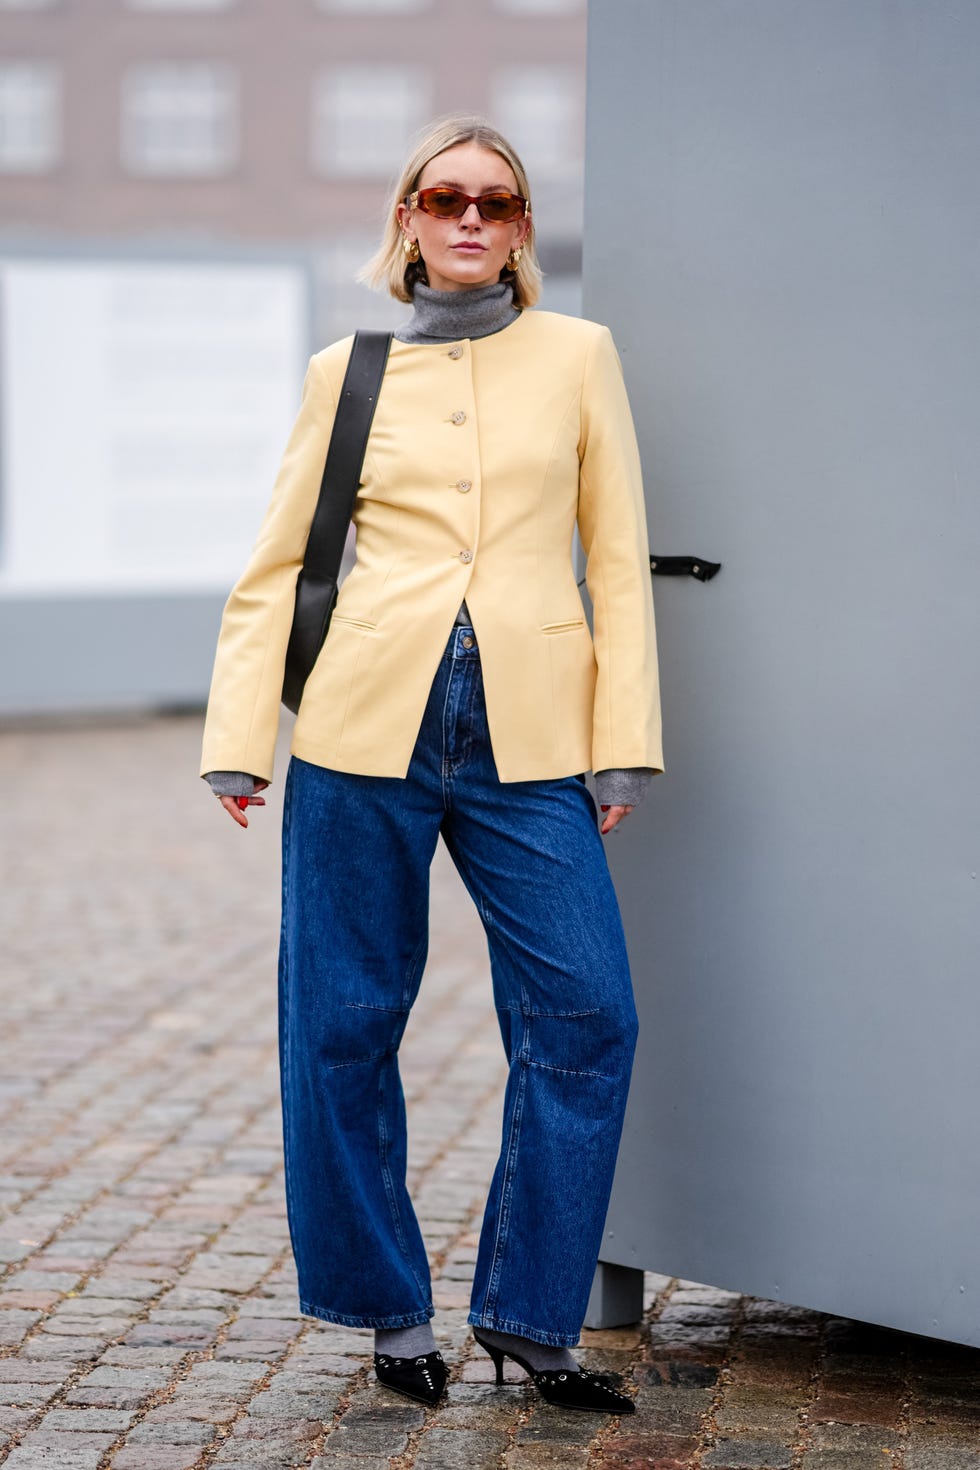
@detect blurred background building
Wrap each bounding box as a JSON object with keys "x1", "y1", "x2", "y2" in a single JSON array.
[
  {"x1": 0, "y1": 0, "x2": 586, "y2": 330},
  {"x1": 0, "y1": 0, "x2": 586, "y2": 712}
]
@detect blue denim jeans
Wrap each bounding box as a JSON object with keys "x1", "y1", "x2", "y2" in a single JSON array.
[{"x1": 278, "y1": 624, "x2": 639, "y2": 1346}]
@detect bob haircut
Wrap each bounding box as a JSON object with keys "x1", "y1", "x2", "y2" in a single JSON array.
[{"x1": 359, "y1": 114, "x2": 543, "y2": 309}]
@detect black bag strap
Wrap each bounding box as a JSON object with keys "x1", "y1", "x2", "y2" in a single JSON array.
[{"x1": 302, "y1": 329, "x2": 393, "y2": 578}]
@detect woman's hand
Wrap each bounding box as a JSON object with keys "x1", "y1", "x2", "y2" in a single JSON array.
[
  {"x1": 599, "y1": 803, "x2": 633, "y2": 835},
  {"x1": 218, "y1": 780, "x2": 270, "y2": 829}
]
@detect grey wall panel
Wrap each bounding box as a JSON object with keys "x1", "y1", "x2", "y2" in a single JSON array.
[
  {"x1": 0, "y1": 596, "x2": 224, "y2": 713},
  {"x1": 585, "y1": 0, "x2": 980, "y2": 1345}
]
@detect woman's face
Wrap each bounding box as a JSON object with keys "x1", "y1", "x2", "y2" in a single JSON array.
[{"x1": 396, "y1": 141, "x2": 531, "y2": 294}]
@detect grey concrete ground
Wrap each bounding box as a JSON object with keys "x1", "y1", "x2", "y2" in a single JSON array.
[{"x1": 1, "y1": 714, "x2": 979, "y2": 1470}]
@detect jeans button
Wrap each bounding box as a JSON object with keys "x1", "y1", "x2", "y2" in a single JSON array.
[{"x1": 461, "y1": 635, "x2": 474, "y2": 649}]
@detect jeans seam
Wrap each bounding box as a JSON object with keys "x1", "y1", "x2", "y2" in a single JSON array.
[
  {"x1": 525, "y1": 1059, "x2": 612, "y2": 1079},
  {"x1": 440, "y1": 650, "x2": 456, "y2": 806},
  {"x1": 446, "y1": 838, "x2": 495, "y2": 934},
  {"x1": 345, "y1": 1001, "x2": 412, "y2": 1015},
  {"x1": 441, "y1": 836, "x2": 528, "y2": 1324},
  {"x1": 300, "y1": 1300, "x2": 433, "y2": 1330},
  {"x1": 320, "y1": 1048, "x2": 392, "y2": 1071},
  {"x1": 482, "y1": 1013, "x2": 530, "y2": 1322},
  {"x1": 401, "y1": 931, "x2": 428, "y2": 1011},
  {"x1": 466, "y1": 1311, "x2": 581, "y2": 1349},
  {"x1": 459, "y1": 658, "x2": 480, "y2": 769},
  {"x1": 521, "y1": 1007, "x2": 601, "y2": 1019},
  {"x1": 377, "y1": 1054, "x2": 431, "y2": 1308}
]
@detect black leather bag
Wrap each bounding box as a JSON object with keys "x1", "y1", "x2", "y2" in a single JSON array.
[{"x1": 281, "y1": 330, "x2": 392, "y2": 714}]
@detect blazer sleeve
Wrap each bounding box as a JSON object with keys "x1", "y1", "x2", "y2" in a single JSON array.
[
  {"x1": 577, "y1": 325, "x2": 664, "y2": 775},
  {"x1": 199, "y1": 352, "x2": 337, "y2": 784}
]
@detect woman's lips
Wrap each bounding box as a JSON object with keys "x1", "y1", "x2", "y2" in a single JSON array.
[{"x1": 452, "y1": 243, "x2": 487, "y2": 252}]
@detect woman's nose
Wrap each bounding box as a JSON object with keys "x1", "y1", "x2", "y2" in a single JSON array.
[{"x1": 460, "y1": 202, "x2": 482, "y2": 227}]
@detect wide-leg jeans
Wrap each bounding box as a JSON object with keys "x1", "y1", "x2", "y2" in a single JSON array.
[{"x1": 278, "y1": 624, "x2": 639, "y2": 1346}]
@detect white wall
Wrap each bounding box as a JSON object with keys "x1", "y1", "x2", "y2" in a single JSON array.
[{"x1": 0, "y1": 254, "x2": 310, "y2": 711}]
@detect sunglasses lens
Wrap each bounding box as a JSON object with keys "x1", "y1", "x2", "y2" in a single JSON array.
[
  {"x1": 479, "y1": 194, "x2": 524, "y2": 222},
  {"x1": 422, "y1": 189, "x2": 467, "y2": 217}
]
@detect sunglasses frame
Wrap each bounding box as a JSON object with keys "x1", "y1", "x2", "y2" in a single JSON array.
[{"x1": 405, "y1": 187, "x2": 530, "y2": 224}]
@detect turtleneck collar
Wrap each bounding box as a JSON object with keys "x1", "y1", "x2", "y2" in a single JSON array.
[{"x1": 394, "y1": 280, "x2": 520, "y2": 345}]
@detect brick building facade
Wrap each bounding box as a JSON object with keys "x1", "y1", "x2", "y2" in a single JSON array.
[{"x1": 0, "y1": 0, "x2": 586, "y2": 334}]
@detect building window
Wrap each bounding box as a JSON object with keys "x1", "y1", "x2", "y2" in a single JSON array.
[
  {"x1": 121, "y1": 63, "x2": 238, "y2": 177},
  {"x1": 125, "y1": 1, "x2": 238, "y2": 10},
  {"x1": 315, "y1": 1, "x2": 429, "y2": 12},
  {"x1": 491, "y1": 65, "x2": 581, "y2": 177},
  {"x1": 312, "y1": 66, "x2": 430, "y2": 178},
  {"x1": 494, "y1": 0, "x2": 583, "y2": 10},
  {"x1": 0, "y1": 63, "x2": 60, "y2": 174}
]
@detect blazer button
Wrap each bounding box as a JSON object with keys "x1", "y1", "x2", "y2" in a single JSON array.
[
  {"x1": 458, "y1": 549, "x2": 473, "y2": 563},
  {"x1": 451, "y1": 410, "x2": 467, "y2": 425},
  {"x1": 455, "y1": 479, "x2": 472, "y2": 493},
  {"x1": 448, "y1": 345, "x2": 463, "y2": 359}
]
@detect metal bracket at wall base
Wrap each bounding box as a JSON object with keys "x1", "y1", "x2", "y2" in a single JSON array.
[
  {"x1": 584, "y1": 1261, "x2": 645, "y2": 1329},
  {"x1": 649, "y1": 554, "x2": 721, "y2": 582}
]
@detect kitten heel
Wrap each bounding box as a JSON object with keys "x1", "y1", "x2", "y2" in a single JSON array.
[
  {"x1": 471, "y1": 1327, "x2": 635, "y2": 1415},
  {"x1": 472, "y1": 1328, "x2": 507, "y2": 1386}
]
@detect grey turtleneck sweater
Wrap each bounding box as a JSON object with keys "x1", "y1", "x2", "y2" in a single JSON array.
[{"x1": 205, "y1": 281, "x2": 653, "y2": 811}]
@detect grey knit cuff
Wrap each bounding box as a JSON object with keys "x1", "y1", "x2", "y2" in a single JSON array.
[
  {"x1": 594, "y1": 768, "x2": 655, "y2": 809},
  {"x1": 203, "y1": 771, "x2": 256, "y2": 798}
]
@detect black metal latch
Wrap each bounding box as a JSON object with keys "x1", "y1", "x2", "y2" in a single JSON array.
[{"x1": 649, "y1": 554, "x2": 721, "y2": 582}]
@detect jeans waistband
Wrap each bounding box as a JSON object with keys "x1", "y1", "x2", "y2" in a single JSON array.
[{"x1": 447, "y1": 625, "x2": 479, "y2": 659}]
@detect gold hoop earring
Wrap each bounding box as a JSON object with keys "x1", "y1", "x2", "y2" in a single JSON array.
[
  {"x1": 507, "y1": 246, "x2": 524, "y2": 271},
  {"x1": 402, "y1": 236, "x2": 420, "y2": 263}
]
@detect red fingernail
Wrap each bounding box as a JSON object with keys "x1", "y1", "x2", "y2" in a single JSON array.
[
  {"x1": 600, "y1": 805, "x2": 611, "y2": 812},
  {"x1": 236, "y1": 796, "x2": 249, "y2": 810}
]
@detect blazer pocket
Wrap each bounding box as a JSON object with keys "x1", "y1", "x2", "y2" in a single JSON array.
[
  {"x1": 541, "y1": 618, "x2": 585, "y2": 634},
  {"x1": 330, "y1": 614, "x2": 377, "y2": 632}
]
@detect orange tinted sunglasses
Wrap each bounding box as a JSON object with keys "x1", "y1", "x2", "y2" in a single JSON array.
[{"x1": 406, "y1": 187, "x2": 529, "y2": 224}]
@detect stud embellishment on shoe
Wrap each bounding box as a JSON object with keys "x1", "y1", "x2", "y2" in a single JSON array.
[
  {"x1": 471, "y1": 1328, "x2": 634, "y2": 1414},
  {"x1": 373, "y1": 1348, "x2": 448, "y2": 1406}
]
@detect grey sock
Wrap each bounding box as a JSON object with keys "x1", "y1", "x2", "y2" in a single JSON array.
[
  {"x1": 375, "y1": 1322, "x2": 438, "y2": 1359},
  {"x1": 476, "y1": 1327, "x2": 578, "y2": 1373}
]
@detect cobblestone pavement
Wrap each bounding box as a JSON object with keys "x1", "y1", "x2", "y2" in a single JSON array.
[{"x1": 2, "y1": 714, "x2": 980, "y2": 1470}]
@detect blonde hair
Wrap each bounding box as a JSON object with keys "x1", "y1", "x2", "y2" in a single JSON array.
[{"x1": 359, "y1": 113, "x2": 542, "y2": 309}]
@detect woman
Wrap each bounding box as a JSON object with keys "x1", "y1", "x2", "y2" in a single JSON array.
[{"x1": 200, "y1": 115, "x2": 662, "y2": 1414}]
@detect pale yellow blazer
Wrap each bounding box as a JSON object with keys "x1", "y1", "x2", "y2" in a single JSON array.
[{"x1": 200, "y1": 309, "x2": 663, "y2": 785}]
